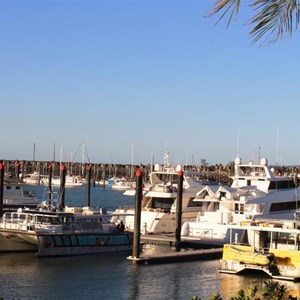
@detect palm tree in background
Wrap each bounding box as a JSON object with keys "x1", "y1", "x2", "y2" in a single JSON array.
[{"x1": 211, "y1": 0, "x2": 300, "y2": 45}]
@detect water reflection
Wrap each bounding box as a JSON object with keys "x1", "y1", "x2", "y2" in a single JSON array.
[
  {"x1": 1, "y1": 250, "x2": 300, "y2": 299},
  {"x1": 220, "y1": 272, "x2": 300, "y2": 298}
]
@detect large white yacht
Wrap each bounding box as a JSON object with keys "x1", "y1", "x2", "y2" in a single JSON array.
[
  {"x1": 111, "y1": 151, "x2": 205, "y2": 234},
  {"x1": 181, "y1": 157, "x2": 299, "y2": 246}
]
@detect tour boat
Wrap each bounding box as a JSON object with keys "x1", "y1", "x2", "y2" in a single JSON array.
[{"x1": 0, "y1": 206, "x2": 135, "y2": 257}]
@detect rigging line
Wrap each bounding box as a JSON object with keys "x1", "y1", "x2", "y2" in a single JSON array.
[{"x1": 72, "y1": 141, "x2": 84, "y2": 162}]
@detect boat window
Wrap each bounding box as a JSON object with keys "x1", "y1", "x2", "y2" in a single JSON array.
[
  {"x1": 269, "y1": 180, "x2": 296, "y2": 190},
  {"x1": 271, "y1": 232, "x2": 296, "y2": 247},
  {"x1": 6, "y1": 186, "x2": 11, "y2": 190},
  {"x1": 234, "y1": 203, "x2": 244, "y2": 214},
  {"x1": 270, "y1": 201, "x2": 298, "y2": 212},
  {"x1": 16, "y1": 186, "x2": 21, "y2": 190},
  {"x1": 49, "y1": 217, "x2": 59, "y2": 224},
  {"x1": 151, "y1": 197, "x2": 173, "y2": 211},
  {"x1": 155, "y1": 173, "x2": 178, "y2": 185},
  {"x1": 187, "y1": 197, "x2": 204, "y2": 207}
]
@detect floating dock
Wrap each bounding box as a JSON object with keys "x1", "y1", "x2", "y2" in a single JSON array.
[
  {"x1": 140, "y1": 234, "x2": 223, "y2": 249},
  {"x1": 127, "y1": 248, "x2": 222, "y2": 264}
]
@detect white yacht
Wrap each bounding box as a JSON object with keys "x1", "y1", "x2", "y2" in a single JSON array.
[
  {"x1": 111, "y1": 178, "x2": 135, "y2": 190},
  {"x1": 23, "y1": 171, "x2": 48, "y2": 185},
  {"x1": 111, "y1": 151, "x2": 205, "y2": 234},
  {"x1": 181, "y1": 157, "x2": 299, "y2": 247},
  {"x1": 50, "y1": 175, "x2": 83, "y2": 187},
  {"x1": 3, "y1": 178, "x2": 39, "y2": 212}
]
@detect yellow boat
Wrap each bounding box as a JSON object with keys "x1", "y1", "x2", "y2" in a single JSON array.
[{"x1": 222, "y1": 244, "x2": 272, "y2": 266}]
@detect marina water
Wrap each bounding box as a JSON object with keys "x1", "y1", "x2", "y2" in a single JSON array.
[{"x1": 1, "y1": 185, "x2": 300, "y2": 299}]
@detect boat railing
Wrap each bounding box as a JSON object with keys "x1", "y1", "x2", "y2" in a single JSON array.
[
  {"x1": 0, "y1": 215, "x2": 33, "y2": 232},
  {"x1": 118, "y1": 205, "x2": 135, "y2": 210},
  {"x1": 34, "y1": 224, "x2": 63, "y2": 234}
]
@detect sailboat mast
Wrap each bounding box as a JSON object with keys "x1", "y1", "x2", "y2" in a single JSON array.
[
  {"x1": 33, "y1": 142, "x2": 36, "y2": 162},
  {"x1": 81, "y1": 142, "x2": 85, "y2": 176},
  {"x1": 130, "y1": 144, "x2": 134, "y2": 180}
]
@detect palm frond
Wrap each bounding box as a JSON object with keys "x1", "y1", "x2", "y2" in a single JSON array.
[
  {"x1": 209, "y1": 0, "x2": 241, "y2": 28},
  {"x1": 210, "y1": 0, "x2": 300, "y2": 44},
  {"x1": 250, "y1": 0, "x2": 300, "y2": 45}
]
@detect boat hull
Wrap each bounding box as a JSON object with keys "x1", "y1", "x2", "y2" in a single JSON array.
[
  {"x1": 36, "y1": 233, "x2": 134, "y2": 257},
  {"x1": 0, "y1": 231, "x2": 38, "y2": 252}
]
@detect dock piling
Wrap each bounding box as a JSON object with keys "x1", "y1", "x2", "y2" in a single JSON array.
[
  {"x1": 86, "y1": 165, "x2": 91, "y2": 207},
  {"x1": 132, "y1": 169, "x2": 143, "y2": 260},
  {"x1": 48, "y1": 163, "x2": 53, "y2": 201},
  {"x1": 59, "y1": 164, "x2": 67, "y2": 208},
  {"x1": 175, "y1": 170, "x2": 183, "y2": 252},
  {"x1": 0, "y1": 163, "x2": 4, "y2": 216}
]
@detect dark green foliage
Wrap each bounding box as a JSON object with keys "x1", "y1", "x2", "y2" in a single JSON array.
[{"x1": 192, "y1": 280, "x2": 299, "y2": 300}]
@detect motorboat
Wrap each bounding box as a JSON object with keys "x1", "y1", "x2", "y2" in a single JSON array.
[
  {"x1": 50, "y1": 175, "x2": 83, "y2": 187},
  {"x1": 181, "y1": 157, "x2": 299, "y2": 246},
  {"x1": 2, "y1": 178, "x2": 39, "y2": 212},
  {"x1": 219, "y1": 215, "x2": 300, "y2": 281},
  {"x1": 22, "y1": 172, "x2": 48, "y2": 185},
  {"x1": 98, "y1": 177, "x2": 116, "y2": 187},
  {"x1": 111, "y1": 151, "x2": 205, "y2": 234},
  {"x1": 0, "y1": 205, "x2": 136, "y2": 256},
  {"x1": 111, "y1": 178, "x2": 135, "y2": 190}
]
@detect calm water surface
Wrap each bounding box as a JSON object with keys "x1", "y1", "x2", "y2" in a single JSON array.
[{"x1": 0, "y1": 185, "x2": 299, "y2": 299}]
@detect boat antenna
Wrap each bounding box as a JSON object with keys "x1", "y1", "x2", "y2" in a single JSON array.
[
  {"x1": 276, "y1": 127, "x2": 279, "y2": 168},
  {"x1": 237, "y1": 127, "x2": 240, "y2": 158},
  {"x1": 33, "y1": 142, "x2": 36, "y2": 162},
  {"x1": 52, "y1": 143, "x2": 56, "y2": 162},
  {"x1": 185, "y1": 148, "x2": 189, "y2": 166},
  {"x1": 164, "y1": 150, "x2": 171, "y2": 166}
]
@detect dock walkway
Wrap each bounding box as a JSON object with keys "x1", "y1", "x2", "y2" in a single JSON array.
[{"x1": 128, "y1": 248, "x2": 222, "y2": 264}]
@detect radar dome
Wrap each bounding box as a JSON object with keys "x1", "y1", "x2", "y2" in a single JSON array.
[
  {"x1": 235, "y1": 157, "x2": 241, "y2": 165},
  {"x1": 176, "y1": 165, "x2": 182, "y2": 172},
  {"x1": 154, "y1": 164, "x2": 162, "y2": 171},
  {"x1": 260, "y1": 158, "x2": 268, "y2": 166}
]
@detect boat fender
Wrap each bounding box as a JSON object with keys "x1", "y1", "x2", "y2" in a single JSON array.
[
  {"x1": 181, "y1": 222, "x2": 189, "y2": 236},
  {"x1": 267, "y1": 253, "x2": 275, "y2": 262}
]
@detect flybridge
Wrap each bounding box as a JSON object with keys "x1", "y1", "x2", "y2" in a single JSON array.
[{"x1": 231, "y1": 157, "x2": 296, "y2": 193}]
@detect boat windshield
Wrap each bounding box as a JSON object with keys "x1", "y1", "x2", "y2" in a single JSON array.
[{"x1": 151, "y1": 173, "x2": 178, "y2": 185}]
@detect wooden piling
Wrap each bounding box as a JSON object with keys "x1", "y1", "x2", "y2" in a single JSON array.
[
  {"x1": 59, "y1": 164, "x2": 67, "y2": 208},
  {"x1": 48, "y1": 163, "x2": 53, "y2": 201},
  {"x1": 0, "y1": 163, "x2": 4, "y2": 216},
  {"x1": 132, "y1": 169, "x2": 143, "y2": 260},
  {"x1": 86, "y1": 165, "x2": 91, "y2": 207},
  {"x1": 175, "y1": 170, "x2": 183, "y2": 252}
]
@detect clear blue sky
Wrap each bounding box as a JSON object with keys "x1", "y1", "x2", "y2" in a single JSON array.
[{"x1": 1, "y1": 1, "x2": 299, "y2": 166}]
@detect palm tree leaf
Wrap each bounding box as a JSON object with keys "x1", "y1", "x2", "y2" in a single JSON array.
[
  {"x1": 209, "y1": 0, "x2": 242, "y2": 28},
  {"x1": 210, "y1": 0, "x2": 300, "y2": 44},
  {"x1": 250, "y1": 0, "x2": 300, "y2": 45}
]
